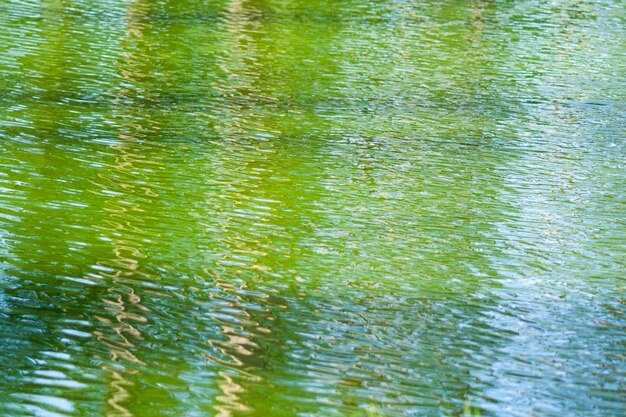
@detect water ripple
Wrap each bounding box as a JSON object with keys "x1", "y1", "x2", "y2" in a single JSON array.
[{"x1": 1, "y1": 0, "x2": 625, "y2": 416}]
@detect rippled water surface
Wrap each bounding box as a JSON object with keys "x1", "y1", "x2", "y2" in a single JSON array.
[{"x1": 1, "y1": 0, "x2": 625, "y2": 416}]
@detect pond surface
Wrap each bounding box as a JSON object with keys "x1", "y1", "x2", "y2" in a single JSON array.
[{"x1": 0, "y1": 0, "x2": 625, "y2": 416}]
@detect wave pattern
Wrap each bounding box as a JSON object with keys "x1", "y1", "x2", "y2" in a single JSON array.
[{"x1": 0, "y1": 0, "x2": 624, "y2": 416}]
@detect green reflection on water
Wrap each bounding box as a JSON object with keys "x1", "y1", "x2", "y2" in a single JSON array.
[{"x1": 0, "y1": 0, "x2": 624, "y2": 416}]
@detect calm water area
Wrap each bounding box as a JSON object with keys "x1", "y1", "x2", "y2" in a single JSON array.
[{"x1": 0, "y1": 0, "x2": 625, "y2": 416}]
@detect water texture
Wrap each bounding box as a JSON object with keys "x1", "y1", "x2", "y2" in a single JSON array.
[{"x1": 0, "y1": 0, "x2": 624, "y2": 416}]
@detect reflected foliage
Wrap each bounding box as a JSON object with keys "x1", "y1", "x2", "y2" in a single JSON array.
[{"x1": 0, "y1": 0, "x2": 624, "y2": 416}]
